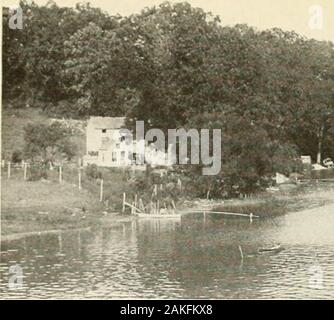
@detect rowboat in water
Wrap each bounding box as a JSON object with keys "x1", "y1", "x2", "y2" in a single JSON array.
[{"x1": 258, "y1": 244, "x2": 283, "y2": 254}]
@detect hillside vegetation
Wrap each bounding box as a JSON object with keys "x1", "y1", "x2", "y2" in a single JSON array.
[
  {"x1": 1, "y1": 108, "x2": 86, "y2": 161},
  {"x1": 3, "y1": 1, "x2": 334, "y2": 196}
]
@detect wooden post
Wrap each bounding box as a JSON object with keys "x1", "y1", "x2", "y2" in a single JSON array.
[
  {"x1": 238, "y1": 245, "x2": 244, "y2": 262},
  {"x1": 157, "y1": 200, "x2": 160, "y2": 214},
  {"x1": 122, "y1": 193, "x2": 126, "y2": 212},
  {"x1": 177, "y1": 178, "x2": 182, "y2": 190},
  {"x1": 100, "y1": 179, "x2": 104, "y2": 202},
  {"x1": 78, "y1": 168, "x2": 82, "y2": 190},
  {"x1": 7, "y1": 162, "x2": 11, "y2": 179},
  {"x1": 59, "y1": 166, "x2": 62, "y2": 183},
  {"x1": 172, "y1": 200, "x2": 177, "y2": 210},
  {"x1": 134, "y1": 194, "x2": 138, "y2": 208},
  {"x1": 139, "y1": 198, "x2": 145, "y2": 212},
  {"x1": 58, "y1": 233, "x2": 63, "y2": 254},
  {"x1": 23, "y1": 162, "x2": 27, "y2": 181}
]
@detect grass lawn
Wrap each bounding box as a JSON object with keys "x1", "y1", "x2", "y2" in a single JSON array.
[
  {"x1": 0, "y1": 167, "x2": 146, "y2": 236},
  {"x1": 1, "y1": 178, "x2": 104, "y2": 236}
]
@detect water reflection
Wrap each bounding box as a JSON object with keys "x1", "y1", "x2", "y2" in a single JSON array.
[{"x1": 1, "y1": 206, "x2": 334, "y2": 299}]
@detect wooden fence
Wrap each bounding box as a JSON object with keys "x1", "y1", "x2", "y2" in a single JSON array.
[{"x1": 1, "y1": 160, "x2": 105, "y2": 203}]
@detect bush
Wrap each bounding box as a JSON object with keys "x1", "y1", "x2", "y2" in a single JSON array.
[
  {"x1": 28, "y1": 165, "x2": 48, "y2": 181},
  {"x1": 85, "y1": 164, "x2": 102, "y2": 180},
  {"x1": 11, "y1": 150, "x2": 23, "y2": 163},
  {"x1": 24, "y1": 122, "x2": 77, "y2": 162}
]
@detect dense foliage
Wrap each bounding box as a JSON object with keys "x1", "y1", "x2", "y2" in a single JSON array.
[
  {"x1": 3, "y1": 1, "x2": 334, "y2": 196},
  {"x1": 24, "y1": 122, "x2": 77, "y2": 162}
]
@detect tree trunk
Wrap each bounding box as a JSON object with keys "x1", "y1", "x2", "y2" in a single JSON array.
[{"x1": 316, "y1": 125, "x2": 324, "y2": 164}]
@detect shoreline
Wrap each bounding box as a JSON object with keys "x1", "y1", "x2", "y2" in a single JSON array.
[
  {"x1": 2, "y1": 185, "x2": 334, "y2": 242},
  {"x1": 0, "y1": 227, "x2": 92, "y2": 242}
]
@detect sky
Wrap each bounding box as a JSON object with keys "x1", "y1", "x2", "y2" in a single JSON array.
[{"x1": 3, "y1": 0, "x2": 334, "y2": 42}]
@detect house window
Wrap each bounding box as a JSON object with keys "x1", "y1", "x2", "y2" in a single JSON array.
[
  {"x1": 102, "y1": 129, "x2": 107, "y2": 133},
  {"x1": 116, "y1": 143, "x2": 120, "y2": 149},
  {"x1": 132, "y1": 153, "x2": 137, "y2": 164},
  {"x1": 112, "y1": 152, "x2": 117, "y2": 162},
  {"x1": 121, "y1": 151, "x2": 126, "y2": 161}
]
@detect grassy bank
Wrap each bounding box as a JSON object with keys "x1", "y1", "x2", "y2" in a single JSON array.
[
  {"x1": 2, "y1": 173, "x2": 334, "y2": 238},
  {"x1": 1, "y1": 166, "x2": 150, "y2": 236},
  {"x1": 1, "y1": 179, "x2": 105, "y2": 236}
]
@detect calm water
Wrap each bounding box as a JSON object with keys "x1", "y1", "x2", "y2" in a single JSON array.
[{"x1": 1, "y1": 204, "x2": 334, "y2": 299}]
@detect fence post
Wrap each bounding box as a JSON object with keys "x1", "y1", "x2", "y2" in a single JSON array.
[
  {"x1": 122, "y1": 193, "x2": 126, "y2": 212},
  {"x1": 134, "y1": 194, "x2": 138, "y2": 208},
  {"x1": 100, "y1": 179, "x2": 104, "y2": 202},
  {"x1": 78, "y1": 168, "x2": 82, "y2": 190},
  {"x1": 59, "y1": 166, "x2": 62, "y2": 183},
  {"x1": 172, "y1": 200, "x2": 177, "y2": 211},
  {"x1": 7, "y1": 162, "x2": 11, "y2": 179},
  {"x1": 139, "y1": 198, "x2": 144, "y2": 212},
  {"x1": 23, "y1": 162, "x2": 27, "y2": 181}
]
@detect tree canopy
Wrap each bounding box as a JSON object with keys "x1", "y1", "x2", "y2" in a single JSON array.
[{"x1": 3, "y1": 1, "x2": 334, "y2": 195}]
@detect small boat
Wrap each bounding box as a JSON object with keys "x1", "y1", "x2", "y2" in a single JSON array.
[
  {"x1": 258, "y1": 244, "x2": 283, "y2": 254},
  {"x1": 134, "y1": 212, "x2": 181, "y2": 219}
]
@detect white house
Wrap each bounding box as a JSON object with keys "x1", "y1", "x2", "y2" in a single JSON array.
[{"x1": 83, "y1": 116, "x2": 172, "y2": 168}]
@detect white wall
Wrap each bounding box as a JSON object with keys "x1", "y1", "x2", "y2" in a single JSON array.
[{"x1": 85, "y1": 124, "x2": 173, "y2": 168}]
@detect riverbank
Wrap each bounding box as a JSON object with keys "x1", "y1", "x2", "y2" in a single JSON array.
[
  {"x1": 212, "y1": 184, "x2": 334, "y2": 217},
  {"x1": 1, "y1": 179, "x2": 105, "y2": 237},
  {"x1": 2, "y1": 177, "x2": 334, "y2": 240},
  {"x1": 182, "y1": 183, "x2": 334, "y2": 218}
]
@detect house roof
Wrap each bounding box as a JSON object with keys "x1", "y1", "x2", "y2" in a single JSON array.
[{"x1": 88, "y1": 116, "x2": 126, "y2": 129}]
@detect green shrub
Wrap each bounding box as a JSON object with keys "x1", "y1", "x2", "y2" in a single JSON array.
[
  {"x1": 11, "y1": 150, "x2": 23, "y2": 163},
  {"x1": 28, "y1": 165, "x2": 48, "y2": 181},
  {"x1": 85, "y1": 164, "x2": 102, "y2": 180}
]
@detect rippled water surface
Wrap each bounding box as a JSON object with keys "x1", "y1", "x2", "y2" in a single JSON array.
[{"x1": 1, "y1": 204, "x2": 334, "y2": 299}]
